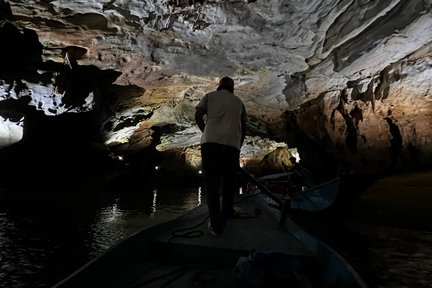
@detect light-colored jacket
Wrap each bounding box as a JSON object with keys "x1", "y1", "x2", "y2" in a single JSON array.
[{"x1": 195, "y1": 89, "x2": 247, "y2": 150}]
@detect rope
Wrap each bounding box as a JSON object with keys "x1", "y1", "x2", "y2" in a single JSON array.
[
  {"x1": 168, "y1": 215, "x2": 209, "y2": 242},
  {"x1": 167, "y1": 191, "x2": 262, "y2": 242}
]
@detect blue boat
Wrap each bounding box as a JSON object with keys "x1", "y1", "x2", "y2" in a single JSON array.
[
  {"x1": 289, "y1": 177, "x2": 340, "y2": 212},
  {"x1": 250, "y1": 171, "x2": 341, "y2": 212}
]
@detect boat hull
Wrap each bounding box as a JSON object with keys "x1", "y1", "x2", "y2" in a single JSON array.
[{"x1": 53, "y1": 192, "x2": 367, "y2": 288}]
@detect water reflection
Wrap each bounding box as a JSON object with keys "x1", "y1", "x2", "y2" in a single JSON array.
[
  {"x1": 104, "y1": 203, "x2": 122, "y2": 223},
  {"x1": 151, "y1": 189, "x2": 157, "y2": 214},
  {"x1": 87, "y1": 185, "x2": 206, "y2": 258},
  {"x1": 197, "y1": 186, "x2": 202, "y2": 206}
]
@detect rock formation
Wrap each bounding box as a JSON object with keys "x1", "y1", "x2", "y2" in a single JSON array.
[{"x1": 0, "y1": 0, "x2": 431, "y2": 185}]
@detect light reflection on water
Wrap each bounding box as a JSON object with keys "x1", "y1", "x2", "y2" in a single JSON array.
[
  {"x1": 86, "y1": 186, "x2": 206, "y2": 258},
  {"x1": 151, "y1": 189, "x2": 157, "y2": 214}
]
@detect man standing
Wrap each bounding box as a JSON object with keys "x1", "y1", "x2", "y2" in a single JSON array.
[{"x1": 195, "y1": 76, "x2": 247, "y2": 236}]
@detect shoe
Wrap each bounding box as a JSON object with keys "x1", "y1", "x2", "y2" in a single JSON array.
[{"x1": 207, "y1": 221, "x2": 221, "y2": 236}]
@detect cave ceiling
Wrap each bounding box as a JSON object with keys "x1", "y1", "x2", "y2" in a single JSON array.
[{"x1": 1, "y1": 0, "x2": 432, "y2": 175}]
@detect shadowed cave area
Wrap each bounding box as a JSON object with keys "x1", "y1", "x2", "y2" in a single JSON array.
[{"x1": 0, "y1": 1, "x2": 431, "y2": 287}]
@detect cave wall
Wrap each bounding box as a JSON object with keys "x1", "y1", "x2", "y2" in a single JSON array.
[
  {"x1": 0, "y1": 0, "x2": 431, "y2": 181},
  {"x1": 287, "y1": 52, "x2": 432, "y2": 175}
]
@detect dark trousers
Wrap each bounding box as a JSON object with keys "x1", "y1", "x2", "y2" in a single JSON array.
[{"x1": 201, "y1": 142, "x2": 240, "y2": 234}]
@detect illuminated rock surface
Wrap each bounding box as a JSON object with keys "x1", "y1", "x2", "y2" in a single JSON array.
[{"x1": 0, "y1": 0, "x2": 431, "y2": 178}]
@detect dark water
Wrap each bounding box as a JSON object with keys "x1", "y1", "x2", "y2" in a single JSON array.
[
  {"x1": 290, "y1": 204, "x2": 432, "y2": 288},
  {"x1": 0, "y1": 185, "x2": 206, "y2": 288},
  {"x1": 0, "y1": 184, "x2": 431, "y2": 288},
  {"x1": 338, "y1": 219, "x2": 432, "y2": 288}
]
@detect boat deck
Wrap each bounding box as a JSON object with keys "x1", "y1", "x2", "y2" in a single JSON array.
[
  {"x1": 147, "y1": 193, "x2": 309, "y2": 256},
  {"x1": 125, "y1": 192, "x2": 313, "y2": 288},
  {"x1": 53, "y1": 192, "x2": 366, "y2": 288}
]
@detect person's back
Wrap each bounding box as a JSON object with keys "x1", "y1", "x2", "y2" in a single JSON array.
[
  {"x1": 200, "y1": 89, "x2": 245, "y2": 150},
  {"x1": 195, "y1": 76, "x2": 247, "y2": 236}
]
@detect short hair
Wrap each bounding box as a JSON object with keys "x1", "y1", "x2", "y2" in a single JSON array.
[{"x1": 217, "y1": 76, "x2": 234, "y2": 93}]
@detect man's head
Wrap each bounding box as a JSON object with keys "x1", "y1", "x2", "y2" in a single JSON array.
[{"x1": 217, "y1": 76, "x2": 234, "y2": 93}]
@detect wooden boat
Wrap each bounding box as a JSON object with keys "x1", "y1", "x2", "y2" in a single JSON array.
[{"x1": 52, "y1": 189, "x2": 368, "y2": 288}]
